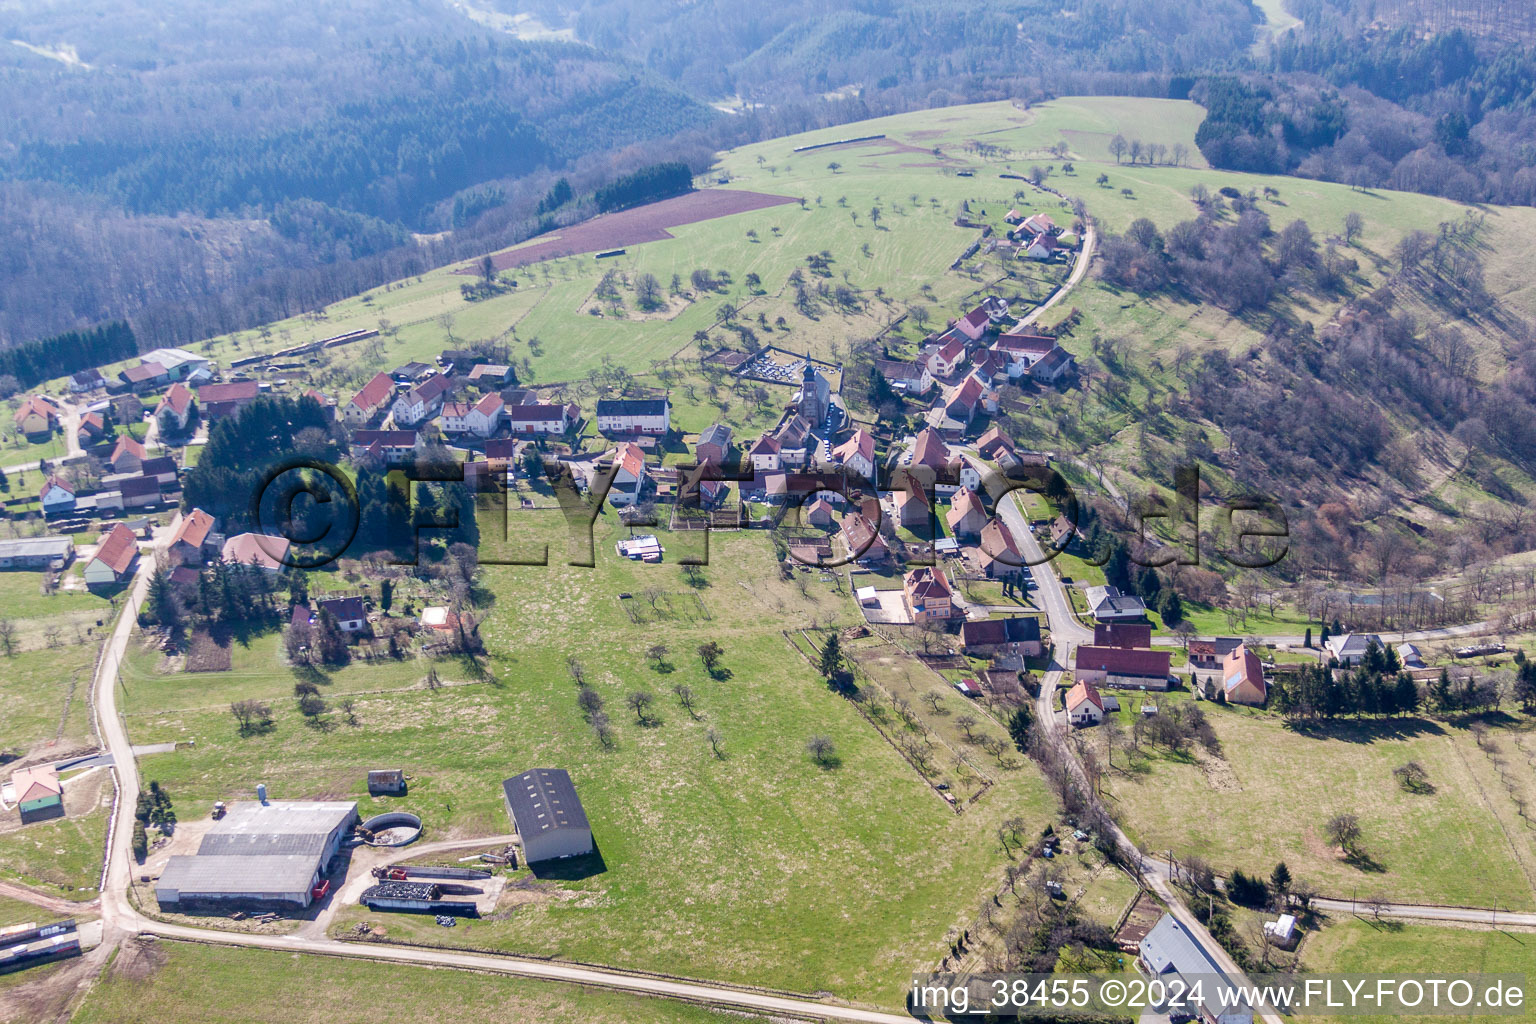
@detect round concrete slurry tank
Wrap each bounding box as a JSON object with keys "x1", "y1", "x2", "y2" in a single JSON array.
[{"x1": 360, "y1": 811, "x2": 423, "y2": 847}]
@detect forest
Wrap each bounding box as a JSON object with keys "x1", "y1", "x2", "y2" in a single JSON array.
[{"x1": 9, "y1": 0, "x2": 1536, "y2": 357}]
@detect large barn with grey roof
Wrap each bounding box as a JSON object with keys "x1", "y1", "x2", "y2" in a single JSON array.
[{"x1": 502, "y1": 768, "x2": 592, "y2": 864}]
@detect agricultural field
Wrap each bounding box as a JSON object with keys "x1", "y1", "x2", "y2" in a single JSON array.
[
  {"x1": 1083, "y1": 700, "x2": 1536, "y2": 911},
  {"x1": 69, "y1": 940, "x2": 751, "y2": 1024},
  {"x1": 121, "y1": 521, "x2": 1055, "y2": 1006}
]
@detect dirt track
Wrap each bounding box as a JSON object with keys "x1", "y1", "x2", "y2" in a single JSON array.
[{"x1": 475, "y1": 188, "x2": 799, "y2": 273}]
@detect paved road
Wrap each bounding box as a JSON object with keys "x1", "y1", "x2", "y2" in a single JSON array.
[
  {"x1": 994, "y1": 483, "x2": 1287, "y2": 1024},
  {"x1": 1306, "y1": 898, "x2": 1536, "y2": 928}
]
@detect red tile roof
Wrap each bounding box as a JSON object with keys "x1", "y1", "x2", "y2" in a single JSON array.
[
  {"x1": 1066, "y1": 679, "x2": 1104, "y2": 712},
  {"x1": 910, "y1": 428, "x2": 950, "y2": 470},
  {"x1": 904, "y1": 565, "x2": 952, "y2": 601},
  {"x1": 92, "y1": 523, "x2": 139, "y2": 575},
  {"x1": 613, "y1": 442, "x2": 646, "y2": 479},
  {"x1": 197, "y1": 381, "x2": 259, "y2": 404},
  {"x1": 111, "y1": 435, "x2": 148, "y2": 464},
  {"x1": 348, "y1": 372, "x2": 395, "y2": 413},
  {"x1": 171, "y1": 508, "x2": 216, "y2": 551},
  {"x1": 158, "y1": 382, "x2": 195, "y2": 415},
  {"x1": 962, "y1": 304, "x2": 991, "y2": 330},
  {"x1": 833, "y1": 429, "x2": 875, "y2": 466},
  {"x1": 12, "y1": 395, "x2": 59, "y2": 425}
]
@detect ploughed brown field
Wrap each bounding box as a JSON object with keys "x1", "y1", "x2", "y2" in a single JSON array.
[{"x1": 470, "y1": 188, "x2": 800, "y2": 272}]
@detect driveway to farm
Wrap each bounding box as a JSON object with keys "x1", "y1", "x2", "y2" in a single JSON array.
[{"x1": 1016, "y1": 222, "x2": 1096, "y2": 329}]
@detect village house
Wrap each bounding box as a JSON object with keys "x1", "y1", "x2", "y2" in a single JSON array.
[
  {"x1": 343, "y1": 372, "x2": 396, "y2": 427},
  {"x1": 946, "y1": 487, "x2": 988, "y2": 539},
  {"x1": 84, "y1": 523, "x2": 140, "y2": 586},
  {"x1": 318, "y1": 595, "x2": 368, "y2": 632},
  {"x1": 695, "y1": 422, "x2": 733, "y2": 466},
  {"x1": 155, "y1": 382, "x2": 196, "y2": 432},
  {"x1": 169, "y1": 508, "x2": 217, "y2": 566},
  {"x1": 222, "y1": 532, "x2": 292, "y2": 574},
  {"x1": 925, "y1": 331, "x2": 969, "y2": 378},
  {"x1": 78, "y1": 411, "x2": 107, "y2": 446},
  {"x1": 1074, "y1": 645, "x2": 1171, "y2": 690},
  {"x1": 1020, "y1": 213, "x2": 1056, "y2": 236},
  {"x1": 442, "y1": 392, "x2": 504, "y2": 438},
  {"x1": 1188, "y1": 636, "x2": 1243, "y2": 669},
  {"x1": 909, "y1": 428, "x2": 950, "y2": 473},
  {"x1": 109, "y1": 435, "x2": 148, "y2": 475},
  {"x1": 1222, "y1": 646, "x2": 1268, "y2": 705},
  {"x1": 1030, "y1": 346, "x2": 1077, "y2": 384},
  {"x1": 70, "y1": 368, "x2": 107, "y2": 393},
  {"x1": 772, "y1": 415, "x2": 815, "y2": 469},
  {"x1": 903, "y1": 565, "x2": 957, "y2": 624},
  {"x1": 891, "y1": 476, "x2": 931, "y2": 530},
  {"x1": 595, "y1": 397, "x2": 670, "y2": 437},
  {"x1": 991, "y1": 331, "x2": 1057, "y2": 379},
  {"x1": 978, "y1": 518, "x2": 1025, "y2": 580},
  {"x1": 13, "y1": 395, "x2": 60, "y2": 437},
  {"x1": 803, "y1": 496, "x2": 837, "y2": 528},
  {"x1": 1085, "y1": 585, "x2": 1148, "y2": 622},
  {"x1": 40, "y1": 476, "x2": 76, "y2": 516},
  {"x1": 747, "y1": 434, "x2": 782, "y2": 473},
  {"x1": 605, "y1": 442, "x2": 649, "y2": 508},
  {"x1": 832, "y1": 429, "x2": 876, "y2": 482},
  {"x1": 976, "y1": 425, "x2": 1017, "y2": 463},
  {"x1": 1021, "y1": 232, "x2": 1060, "y2": 260},
  {"x1": 952, "y1": 303, "x2": 993, "y2": 342},
  {"x1": 351, "y1": 430, "x2": 422, "y2": 465},
  {"x1": 198, "y1": 380, "x2": 260, "y2": 421},
  {"x1": 931, "y1": 373, "x2": 994, "y2": 436},
  {"x1": 1065, "y1": 680, "x2": 1105, "y2": 727},
  {"x1": 1325, "y1": 633, "x2": 1383, "y2": 667},
  {"x1": 873, "y1": 358, "x2": 933, "y2": 396},
  {"x1": 961, "y1": 616, "x2": 1043, "y2": 659},
  {"x1": 506, "y1": 402, "x2": 577, "y2": 435},
  {"x1": 841, "y1": 512, "x2": 889, "y2": 563},
  {"x1": 391, "y1": 373, "x2": 454, "y2": 427},
  {"x1": 302, "y1": 389, "x2": 336, "y2": 419}
]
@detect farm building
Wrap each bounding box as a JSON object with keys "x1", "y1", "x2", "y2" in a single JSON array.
[
  {"x1": 367, "y1": 769, "x2": 407, "y2": 795},
  {"x1": 502, "y1": 768, "x2": 593, "y2": 864},
  {"x1": 1073, "y1": 645, "x2": 1171, "y2": 690},
  {"x1": 0, "y1": 536, "x2": 73, "y2": 571},
  {"x1": 961, "y1": 616, "x2": 1043, "y2": 658},
  {"x1": 155, "y1": 800, "x2": 359, "y2": 913},
  {"x1": 10, "y1": 764, "x2": 64, "y2": 823},
  {"x1": 1139, "y1": 914, "x2": 1253, "y2": 1024},
  {"x1": 595, "y1": 397, "x2": 670, "y2": 436},
  {"x1": 0, "y1": 920, "x2": 80, "y2": 970}
]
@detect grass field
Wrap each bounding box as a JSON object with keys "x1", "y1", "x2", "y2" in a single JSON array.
[
  {"x1": 1089, "y1": 707, "x2": 1536, "y2": 911},
  {"x1": 70, "y1": 940, "x2": 748, "y2": 1024},
  {"x1": 121, "y1": 520, "x2": 1055, "y2": 1006},
  {"x1": 0, "y1": 642, "x2": 99, "y2": 756},
  {"x1": 1300, "y1": 918, "x2": 1536, "y2": 1024},
  {"x1": 0, "y1": 800, "x2": 108, "y2": 899}
]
